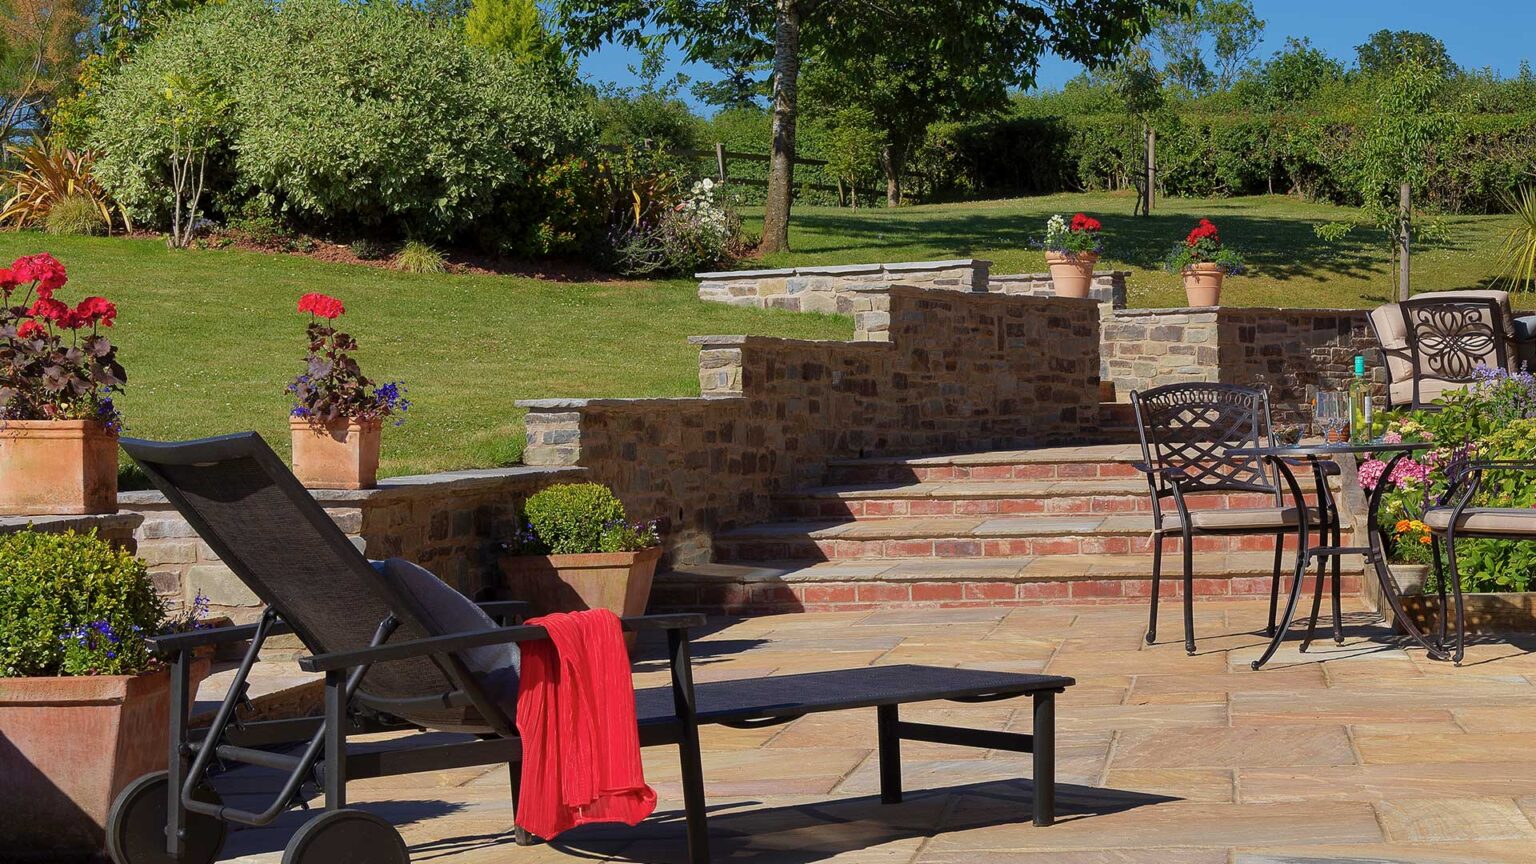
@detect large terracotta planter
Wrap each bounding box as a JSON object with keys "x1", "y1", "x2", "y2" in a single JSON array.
[
  {"x1": 1181, "y1": 263, "x2": 1226, "y2": 306},
  {"x1": 500, "y1": 546, "x2": 662, "y2": 641},
  {"x1": 0, "y1": 660, "x2": 210, "y2": 860},
  {"x1": 0, "y1": 420, "x2": 118, "y2": 515},
  {"x1": 1045, "y1": 251, "x2": 1098, "y2": 299},
  {"x1": 290, "y1": 417, "x2": 381, "y2": 490}
]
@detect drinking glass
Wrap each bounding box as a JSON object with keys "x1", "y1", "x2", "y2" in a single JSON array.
[{"x1": 1316, "y1": 392, "x2": 1346, "y2": 443}]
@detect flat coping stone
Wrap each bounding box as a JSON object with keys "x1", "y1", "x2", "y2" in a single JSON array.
[
  {"x1": 0, "y1": 512, "x2": 143, "y2": 530},
  {"x1": 119, "y1": 465, "x2": 582, "y2": 507}
]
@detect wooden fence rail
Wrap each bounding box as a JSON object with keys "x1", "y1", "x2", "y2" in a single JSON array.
[{"x1": 597, "y1": 142, "x2": 880, "y2": 201}]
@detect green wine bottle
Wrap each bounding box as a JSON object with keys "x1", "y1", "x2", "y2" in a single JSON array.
[{"x1": 1348, "y1": 355, "x2": 1372, "y2": 442}]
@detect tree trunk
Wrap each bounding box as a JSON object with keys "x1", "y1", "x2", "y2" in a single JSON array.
[
  {"x1": 1144, "y1": 123, "x2": 1156, "y2": 215},
  {"x1": 1398, "y1": 182, "x2": 1412, "y2": 302},
  {"x1": 760, "y1": 0, "x2": 801, "y2": 254},
  {"x1": 881, "y1": 144, "x2": 902, "y2": 207}
]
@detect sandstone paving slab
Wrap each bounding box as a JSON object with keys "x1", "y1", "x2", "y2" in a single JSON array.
[
  {"x1": 1375, "y1": 797, "x2": 1536, "y2": 842},
  {"x1": 1234, "y1": 841, "x2": 1536, "y2": 864},
  {"x1": 881, "y1": 642, "x2": 1056, "y2": 667},
  {"x1": 1451, "y1": 704, "x2": 1536, "y2": 733},
  {"x1": 1026, "y1": 701, "x2": 1228, "y2": 734},
  {"x1": 1111, "y1": 724, "x2": 1355, "y2": 770},
  {"x1": 764, "y1": 707, "x2": 1014, "y2": 759},
  {"x1": 974, "y1": 516, "x2": 1107, "y2": 536},
  {"x1": 918, "y1": 850, "x2": 1229, "y2": 864},
  {"x1": 1355, "y1": 733, "x2": 1536, "y2": 765},
  {"x1": 1224, "y1": 639, "x2": 1413, "y2": 671},
  {"x1": 1099, "y1": 768, "x2": 1236, "y2": 803},
  {"x1": 1237, "y1": 761, "x2": 1536, "y2": 804},
  {"x1": 883, "y1": 558, "x2": 1034, "y2": 579},
  {"x1": 837, "y1": 756, "x2": 1107, "y2": 795},
  {"x1": 856, "y1": 607, "x2": 1009, "y2": 627},
  {"x1": 1129, "y1": 664, "x2": 1330, "y2": 699},
  {"x1": 1049, "y1": 647, "x2": 1231, "y2": 677}
]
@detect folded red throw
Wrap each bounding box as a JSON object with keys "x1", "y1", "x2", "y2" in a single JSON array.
[{"x1": 514, "y1": 608, "x2": 656, "y2": 839}]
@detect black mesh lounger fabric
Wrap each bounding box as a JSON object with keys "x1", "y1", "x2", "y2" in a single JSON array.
[{"x1": 631, "y1": 666, "x2": 1074, "y2": 726}]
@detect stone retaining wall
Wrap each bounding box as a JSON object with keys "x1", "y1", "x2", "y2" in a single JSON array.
[
  {"x1": 521, "y1": 284, "x2": 1103, "y2": 564},
  {"x1": 697, "y1": 260, "x2": 989, "y2": 312},
  {"x1": 122, "y1": 466, "x2": 580, "y2": 621},
  {"x1": 1103, "y1": 307, "x2": 1382, "y2": 423}
]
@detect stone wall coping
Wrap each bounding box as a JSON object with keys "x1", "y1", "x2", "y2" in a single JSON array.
[
  {"x1": 991, "y1": 270, "x2": 1132, "y2": 281},
  {"x1": 0, "y1": 512, "x2": 144, "y2": 532},
  {"x1": 685, "y1": 334, "x2": 891, "y2": 350},
  {"x1": 1112, "y1": 305, "x2": 1370, "y2": 318},
  {"x1": 695, "y1": 258, "x2": 985, "y2": 280},
  {"x1": 118, "y1": 465, "x2": 582, "y2": 508}
]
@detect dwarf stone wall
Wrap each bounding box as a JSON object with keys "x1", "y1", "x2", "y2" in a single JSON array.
[
  {"x1": 1102, "y1": 307, "x2": 1383, "y2": 423},
  {"x1": 521, "y1": 284, "x2": 1103, "y2": 564},
  {"x1": 122, "y1": 466, "x2": 581, "y2": 621},
  {"x1": 696, "y1": 260, "x2": 989, "y2": 312},
  {"x1": 988, "y1": 271, "x2": 1129, "y2": 312}
]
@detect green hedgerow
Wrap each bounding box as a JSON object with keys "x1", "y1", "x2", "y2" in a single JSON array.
[
  {"x1": 45, "y1": 194, "x2": 110, "y2": 236},
  {"x1": 519, "y1": 483, "x2": 657, "y2": 555},
  {"x1": 393, "y1": 240, "x2": 446, "y2": 274},
  {"x1": 0, "y1": 530, "x2": 165, "y2": 678}
]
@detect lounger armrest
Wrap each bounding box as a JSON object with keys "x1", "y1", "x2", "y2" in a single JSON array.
[
  {"x1": 146, "y1": 619, "x2": 295, "y2": 654},
  {"x1": 297, "y1": 613, "x2": 707, "y2": 673},
  {"x1": 475, "y1": 600, "x2": 530, "y2": 624}
]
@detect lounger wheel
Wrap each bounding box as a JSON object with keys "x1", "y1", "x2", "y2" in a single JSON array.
[
  {"x1": 282, "y1": 809, "x2": 409, "y2": 864},
  {"x1": 106, "y1": 771, "x2": 227, "y2": 864}
]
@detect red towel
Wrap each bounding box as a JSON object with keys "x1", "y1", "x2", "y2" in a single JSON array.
[{"x1": 514, "y1": 609, "x2": 656, "y2": 840}]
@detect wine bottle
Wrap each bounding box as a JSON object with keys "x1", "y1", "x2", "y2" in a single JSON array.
[{"x1": 1348, "y1": 355, "x2": 1372, "y2": 442}]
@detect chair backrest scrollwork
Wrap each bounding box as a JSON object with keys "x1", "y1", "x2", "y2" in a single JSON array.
[
  {"x1": 1131, "y1": 383, "x2": 1278, "y2": 498},
  {"x1": 1401, "y1": 296, "x2": 1509, "y2": 409}
]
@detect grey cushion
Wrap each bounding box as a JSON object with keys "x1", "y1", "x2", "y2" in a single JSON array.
[
  {"x1": 1424, "y1": 507, "x2": 1536, "y2": 537},
  {"x1": 370, "y1": 558, "x2": 519, "y2": 687},
  {"x1": 1187, "y1": 507, "x2": 1320, "y2": 532}
]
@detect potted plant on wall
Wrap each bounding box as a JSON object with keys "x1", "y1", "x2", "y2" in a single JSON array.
[
  {"x1": 286, "y1": 293, "x2": 409, "y2": 489},
  {"x1": 0, "y1": 253, "x2": 125, "y2": 515},
  {"x1": 1039, "y1": 212, "x2": 1104, "y2": 298},
  {"x1": 1165, "y1": 218, "x2": 1245, "y2": 306},
  {"x1": 0, "y1": 529, "x2": 210, "y2": 860},
  {"x1": 499, "y1": 483, "x2": 661, "y2": 635}
]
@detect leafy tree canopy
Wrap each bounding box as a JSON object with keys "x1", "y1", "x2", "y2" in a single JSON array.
[{"x1": 1355, "y1": 29, "x2": 1456, "y2": 79}]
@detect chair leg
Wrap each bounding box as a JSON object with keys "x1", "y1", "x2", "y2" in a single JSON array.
[
  {"x1": 507, "y1": 762, "x2": 534, "y2": 846},
  {"x1": 1445, "y1": 533, "x2": 1466, "y2": 665},
  {"x1": 1182, "y1": 530, "x2": 1196, "y2": 655},
  {"x1": 1330, "y1": 520, "x2": 1344, "y2": 644},
  {"x1": 877, "y1": 705, "x2": 902, "y2": 805},
  {"x1": 1146, "y1": 534, "x2": 1164, "y2": 645},
  {"x1": 1266, "y1": 531, "x2": 1284, "y2": 638},
  {"x1": 1301, "y1": 549, "x2": 1327, "y2": 653},
  {"x1": 1431, "y1": 535, "x2": 1449, "y2": 647}
]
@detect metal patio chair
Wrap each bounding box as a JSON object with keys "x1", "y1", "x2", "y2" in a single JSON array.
[
  {"x1": 107, "y1": 432, "x2": 1075, "y2": 864},
  {"x1": 1131, "y1": 383, "x2": 1329, "y2": 654},
  {"x1": 1369, "y1": 291, "x2": 1533, "y2": 410}
]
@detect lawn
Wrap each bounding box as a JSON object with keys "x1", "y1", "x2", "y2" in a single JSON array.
[
  {"x1": 0, "y1": 234, "x2": 849, "y2": 478},
  {"x1": 750, "y1": 190, "x2": 1527, "y2": 309},
  {"x1": 8, "y1": 191, "x2": 1524, "y2": 479}
]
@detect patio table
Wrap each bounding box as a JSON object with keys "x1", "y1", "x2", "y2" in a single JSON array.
[{"x1": 1225, "y1": 440, "x2": 1450, "y2": 670}]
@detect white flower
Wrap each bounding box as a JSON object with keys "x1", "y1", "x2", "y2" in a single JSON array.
[{"x1": 701, "y1": 178, "x2": 715, "y2": 190}]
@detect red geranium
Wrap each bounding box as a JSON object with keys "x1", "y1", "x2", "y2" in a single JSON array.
[
  {"x1": 73, "y1": 296, "x2": 117, "y2": 328},
  {"x1": 12, "y1": 253, "x2": 68, "y2": 298},
  {"x1": 1070, "y1": 213, "x2": 1102, "y2": 233},
  {"x1": 16, "y1": 320, "x2": 44, "y2": 339},
  {"x1": 1186, "y1": 218, "x2": 1220, "y2": 247},
  {"x1": 298, "y1": 292, "x2": 345, "y2": 320},
  {"x1": 28, "y1": 297, "x2": 69, "y2": 325}
]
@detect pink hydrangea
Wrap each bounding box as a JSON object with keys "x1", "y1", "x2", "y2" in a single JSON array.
[
  {"x1": 1358, "y1": 458, "x2": 1387, "y2": 490},
  {"x1": 1382, "y1": 431, "x2": 1403, "y2": 444}
]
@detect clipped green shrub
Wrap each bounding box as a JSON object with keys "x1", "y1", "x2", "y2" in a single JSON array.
[
  {"x1": 87, "y1": 0, "x2": 595, "y2": 243},
  {"x1": 519, "y1": 483, "x2": 658, "y2": 555},
  {"x1": 44, "y1": 194, "x2": 110, "y2": 236},
  {"x1": 0, "y1": 530, "x2": 165, "y2": 677},
  {"x1": 393, "y1": 240, "x2": 446, "y2": 274}
]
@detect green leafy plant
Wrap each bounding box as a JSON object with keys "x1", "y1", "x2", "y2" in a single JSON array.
[
  {"x1": 515, "y1": 482, "x2": 659, "y2": 555},
  {"x1": 44, "y1": 194, "x2": 110, "y2": 236},
  {"x1": 349, "y1": 237, "x2": 391, "y2": 261},
  {"x1": 1496, "y1": 184, "x2": 1536, "y2": 290},
  {"x1": 1163, "y1": 218, "x2": 1246, "y2": 273},
  {"x1": 0, "y1": 139, "x2": 132, "y2": 233},
  {"x1": 1038, "y1": 212, "x2": 1104, "y2": 257},
  {"x1": 0, "y1": 529, "x2": 165, "y2": 678},
  {"x1": 393, "y1": 240, "x2": 446, "y2": 274}
]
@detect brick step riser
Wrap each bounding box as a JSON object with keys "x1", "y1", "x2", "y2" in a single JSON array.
[
  {"x1": 775, "y1": 492, "x2": 1295, "y2": 520},
  {"x1": 652, "y1": 573, "x2": 1365, "y2": 616},
  {"x1": 715, "y1": 532, "x2": 1335, "y2": 562},
  {"x1": 824, "y1": 463, "x2": 1145, "y2": 484}
]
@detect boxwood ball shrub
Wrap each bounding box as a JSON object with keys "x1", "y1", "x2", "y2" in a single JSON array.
[
  {"x1": 0, "y1": 530, "x2": 165, "y2": 678},
  {"x1": 87, "y1": 0, "x2": 594, "y2": 245},
  {"x1": 519, "y1": 483, "x2": 657, "y2": 555}
]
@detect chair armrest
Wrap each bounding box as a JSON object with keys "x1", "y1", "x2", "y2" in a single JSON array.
[
  {"x1": 1469, "y1": 460, "x2": 1536, "y2": 470},
  {"x1": 297, "y1": 613, "x2": 707, "y2": 673},
  {"x1": 146, "y1": 619, "x2": 295, "y2": 654},
  {"x1": 476, "y1": 600, "x2": 530, "y2": 624},
  {"x1": 1131, "y1": 462, "x2": 1187, "y2": 479}
]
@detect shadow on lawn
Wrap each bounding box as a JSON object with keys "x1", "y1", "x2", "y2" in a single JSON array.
[{"x1": 788, "y1": 207, "x2": 1447, "y2": 286}]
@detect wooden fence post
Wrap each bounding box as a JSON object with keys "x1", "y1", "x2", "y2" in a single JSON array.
[{"x1": 715, "y1": 142, "x2": 727, "y2": 184}]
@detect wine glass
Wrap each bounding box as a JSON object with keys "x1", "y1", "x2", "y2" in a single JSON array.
[{"x1": 1316, "y1": 392, "x2": 1345, "y2": 443}]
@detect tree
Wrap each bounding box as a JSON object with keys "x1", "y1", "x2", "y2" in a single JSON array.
[
  {"x1": 818, "y1": 104, "x2": 881, "y2": 207},
  {"x1": 1238, "y1": 36, "x2": 1343, "y2": 112},
  {"x1": 690, "y1": 40, "x2": 768, "y2": 110},
  {"x1": 1354, "y1": 29, "x2": 1456, "y2": 79},
  {"x1": 1100, "y1": 44, "x2": 1165, "y2": 213},
  {"x1": 465, "y1": 0, "x2": 564, "y2": 68},
  {"x1": 159, "y1": 71, "x2": 228, "y2": 249},
  {"x1": 1152, "y1": 0, "x2": 1263, "y2": 94},
  {"x1": 552, "y1": 0, "x2": 1183, "y2": 252},
  {"x1": 0, "y1": 0, "x2": 87, "y2": 145}
]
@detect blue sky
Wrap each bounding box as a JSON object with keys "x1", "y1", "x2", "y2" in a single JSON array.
[{"x1": 572, "y1": 0, "x2": 1536, "y2": 113}]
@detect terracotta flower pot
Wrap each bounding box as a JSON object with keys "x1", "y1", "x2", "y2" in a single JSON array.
[
  {"x1": 290, "y1": 417, "x2": 381, "y2": 490},
  {"x1": 1181, "y1": 263, "x2": 1226, "y2": 306},
  {"x1": 1045, "y1": 251, "x2": 1098, "y2": 299},
  {"x1": 0, "y1": 419, "x2": 118, "y2": 515},
  {"x1": 500, "y1": 546, "x2": 662, "y2": 645},
  {"x1": 0, "y1": 660, "x2": 210, "y2": 860}
]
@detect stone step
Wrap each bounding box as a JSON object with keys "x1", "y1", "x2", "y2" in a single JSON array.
[
  {"x1": 823, "y1": 444, "x2": 1147, "y2": 484},
  {"x1": 654, "y1": 556, "x2": 1364, "y2": 615},
  {"x1": 715, "y1": 513, "x2": 1350, "y2": 562},
  {"x1": 773, "y1": 479, "x2": 1329, "y2": 520}
]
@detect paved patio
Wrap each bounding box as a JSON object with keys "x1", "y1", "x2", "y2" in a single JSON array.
[{"x1": 219, "y1": 600, "x2": 1536, "y2": 863}]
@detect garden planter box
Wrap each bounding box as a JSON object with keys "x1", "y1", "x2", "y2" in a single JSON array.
[
  {"x1": 0, "y1": 420, "x2": 118, "y2": 515},
  {"x1": 0, "y1": 660, "x2": 210, "y2": 860},
  {"x1": 500, "y1": 546, "x2": 662, "y2": 638},
  {"x1": 1390, "y1": 564, "x2": 1536, "y2": 634},
  {"x1": 290, "y1": 417, "x2": 381, "y2": 490}
]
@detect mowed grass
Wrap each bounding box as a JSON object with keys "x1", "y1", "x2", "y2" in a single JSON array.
[
  {"x1": 749, "y1": 190, "x2": 1530, "y2": 309},
  {"x1": 10, "y1": 191, "x2": 1526, "y2": 477},
  {"x1": 0, "y1": 234, "x2": 849, "y2": 477}
]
